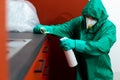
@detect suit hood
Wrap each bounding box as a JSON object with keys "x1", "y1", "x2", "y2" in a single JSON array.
[
  {"x1": 82, "y1": 0, "x2": 108, "y2": 33},
  {"x1": 82, "y1": 0, "x2": 108, "y2": 22}
]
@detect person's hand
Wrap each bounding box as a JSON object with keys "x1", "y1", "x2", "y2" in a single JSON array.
[
  {"x1": 33, "y1": 24, "x2": 43, "y2": 34},
  {"x1": 33, "y1": 24, "x2": 52, "y2": 34},
  {"x1": 60, "y1": 37, "x2": 75, "y2": 51}
]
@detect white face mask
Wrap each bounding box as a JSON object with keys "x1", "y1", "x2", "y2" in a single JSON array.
[{"x1": 86, "y1": 17, "x2": 97, "y2": 29}]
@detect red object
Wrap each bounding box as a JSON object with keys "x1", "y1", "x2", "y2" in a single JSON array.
[
  {"x1": 0, "y1": 0, "x2": 9, "y2": 80},
  {"x1": 29, "y1": 0, "x2": 88, "y2": 24}
]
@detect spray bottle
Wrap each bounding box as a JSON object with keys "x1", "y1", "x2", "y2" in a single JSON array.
[{"x1": 60, "y1": 37, "x2": 78, "y2": 67}]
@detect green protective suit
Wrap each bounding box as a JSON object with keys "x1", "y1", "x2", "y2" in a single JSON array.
[{"x1": 33, "y1": 0, "x2": 116, "y2": 80}]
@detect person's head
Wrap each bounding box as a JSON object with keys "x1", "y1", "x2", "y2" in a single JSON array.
[
  {"x1": 82, "y1": 0, "x2": 108, "y2": 29},
  {"x1": 86, "y1": 16, "x2": 97, "y2": 29}
]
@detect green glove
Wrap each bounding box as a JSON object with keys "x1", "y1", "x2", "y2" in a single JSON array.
[
  {"x1": 60, "y1": 37, "x2": 75, "y2": 51},
  {"x1": 33, "y1": 24, "x2": 53, "y2": 34},
  {"x1": 33, "y1": 24, "x2": 43, "y2": 34}
]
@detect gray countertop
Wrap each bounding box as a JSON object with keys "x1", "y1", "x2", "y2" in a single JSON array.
[{"x1": 8, "y1": 32, "x2": 46, "y2": 80}]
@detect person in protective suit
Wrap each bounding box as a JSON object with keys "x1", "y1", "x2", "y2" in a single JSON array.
[{"x1": 33, "y1": 0, "x2": 116, "y2": 80}]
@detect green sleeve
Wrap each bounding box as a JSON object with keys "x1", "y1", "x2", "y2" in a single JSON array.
[
  {"x1": 75, "y1": 24, "x2": 116, "y2": 56},
  {"x1": 45, "y1": 16, "x2": 83, "y2": 38}
]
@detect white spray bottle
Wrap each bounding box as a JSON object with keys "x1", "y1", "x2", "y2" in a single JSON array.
[{"x1": 60, "y1": 37, "x2": 78, "y2": 67}]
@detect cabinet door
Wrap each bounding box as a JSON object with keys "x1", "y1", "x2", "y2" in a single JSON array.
[{"x1": 24, "y1": 38, "x2": 50, "y2": 80}]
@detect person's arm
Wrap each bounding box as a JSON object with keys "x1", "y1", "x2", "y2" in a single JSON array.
[
  {"x1": 75, "y1": 23, "x2": 116, "y2": 56},
  {"x1": 60, "y1": 22, "x2": 116, "y2": 56},
  {"x1": 33, "y1": 16, "x2": 83, "y2": 38}
]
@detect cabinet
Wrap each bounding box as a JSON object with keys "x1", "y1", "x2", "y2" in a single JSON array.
[
  {"x1": 24, "y1": 0, "x2": 87, "y2": 79},
  {"x1": 0, "y1": 0, "x2": 88, "y2": 79},
  {"x1": 24, "y1": 37, "x2": 50, "y2": 80}
]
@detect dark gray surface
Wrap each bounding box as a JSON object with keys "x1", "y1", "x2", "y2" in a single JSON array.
[{"x1": 8, "y1": 32, "x2": 46, "y2": 80}]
